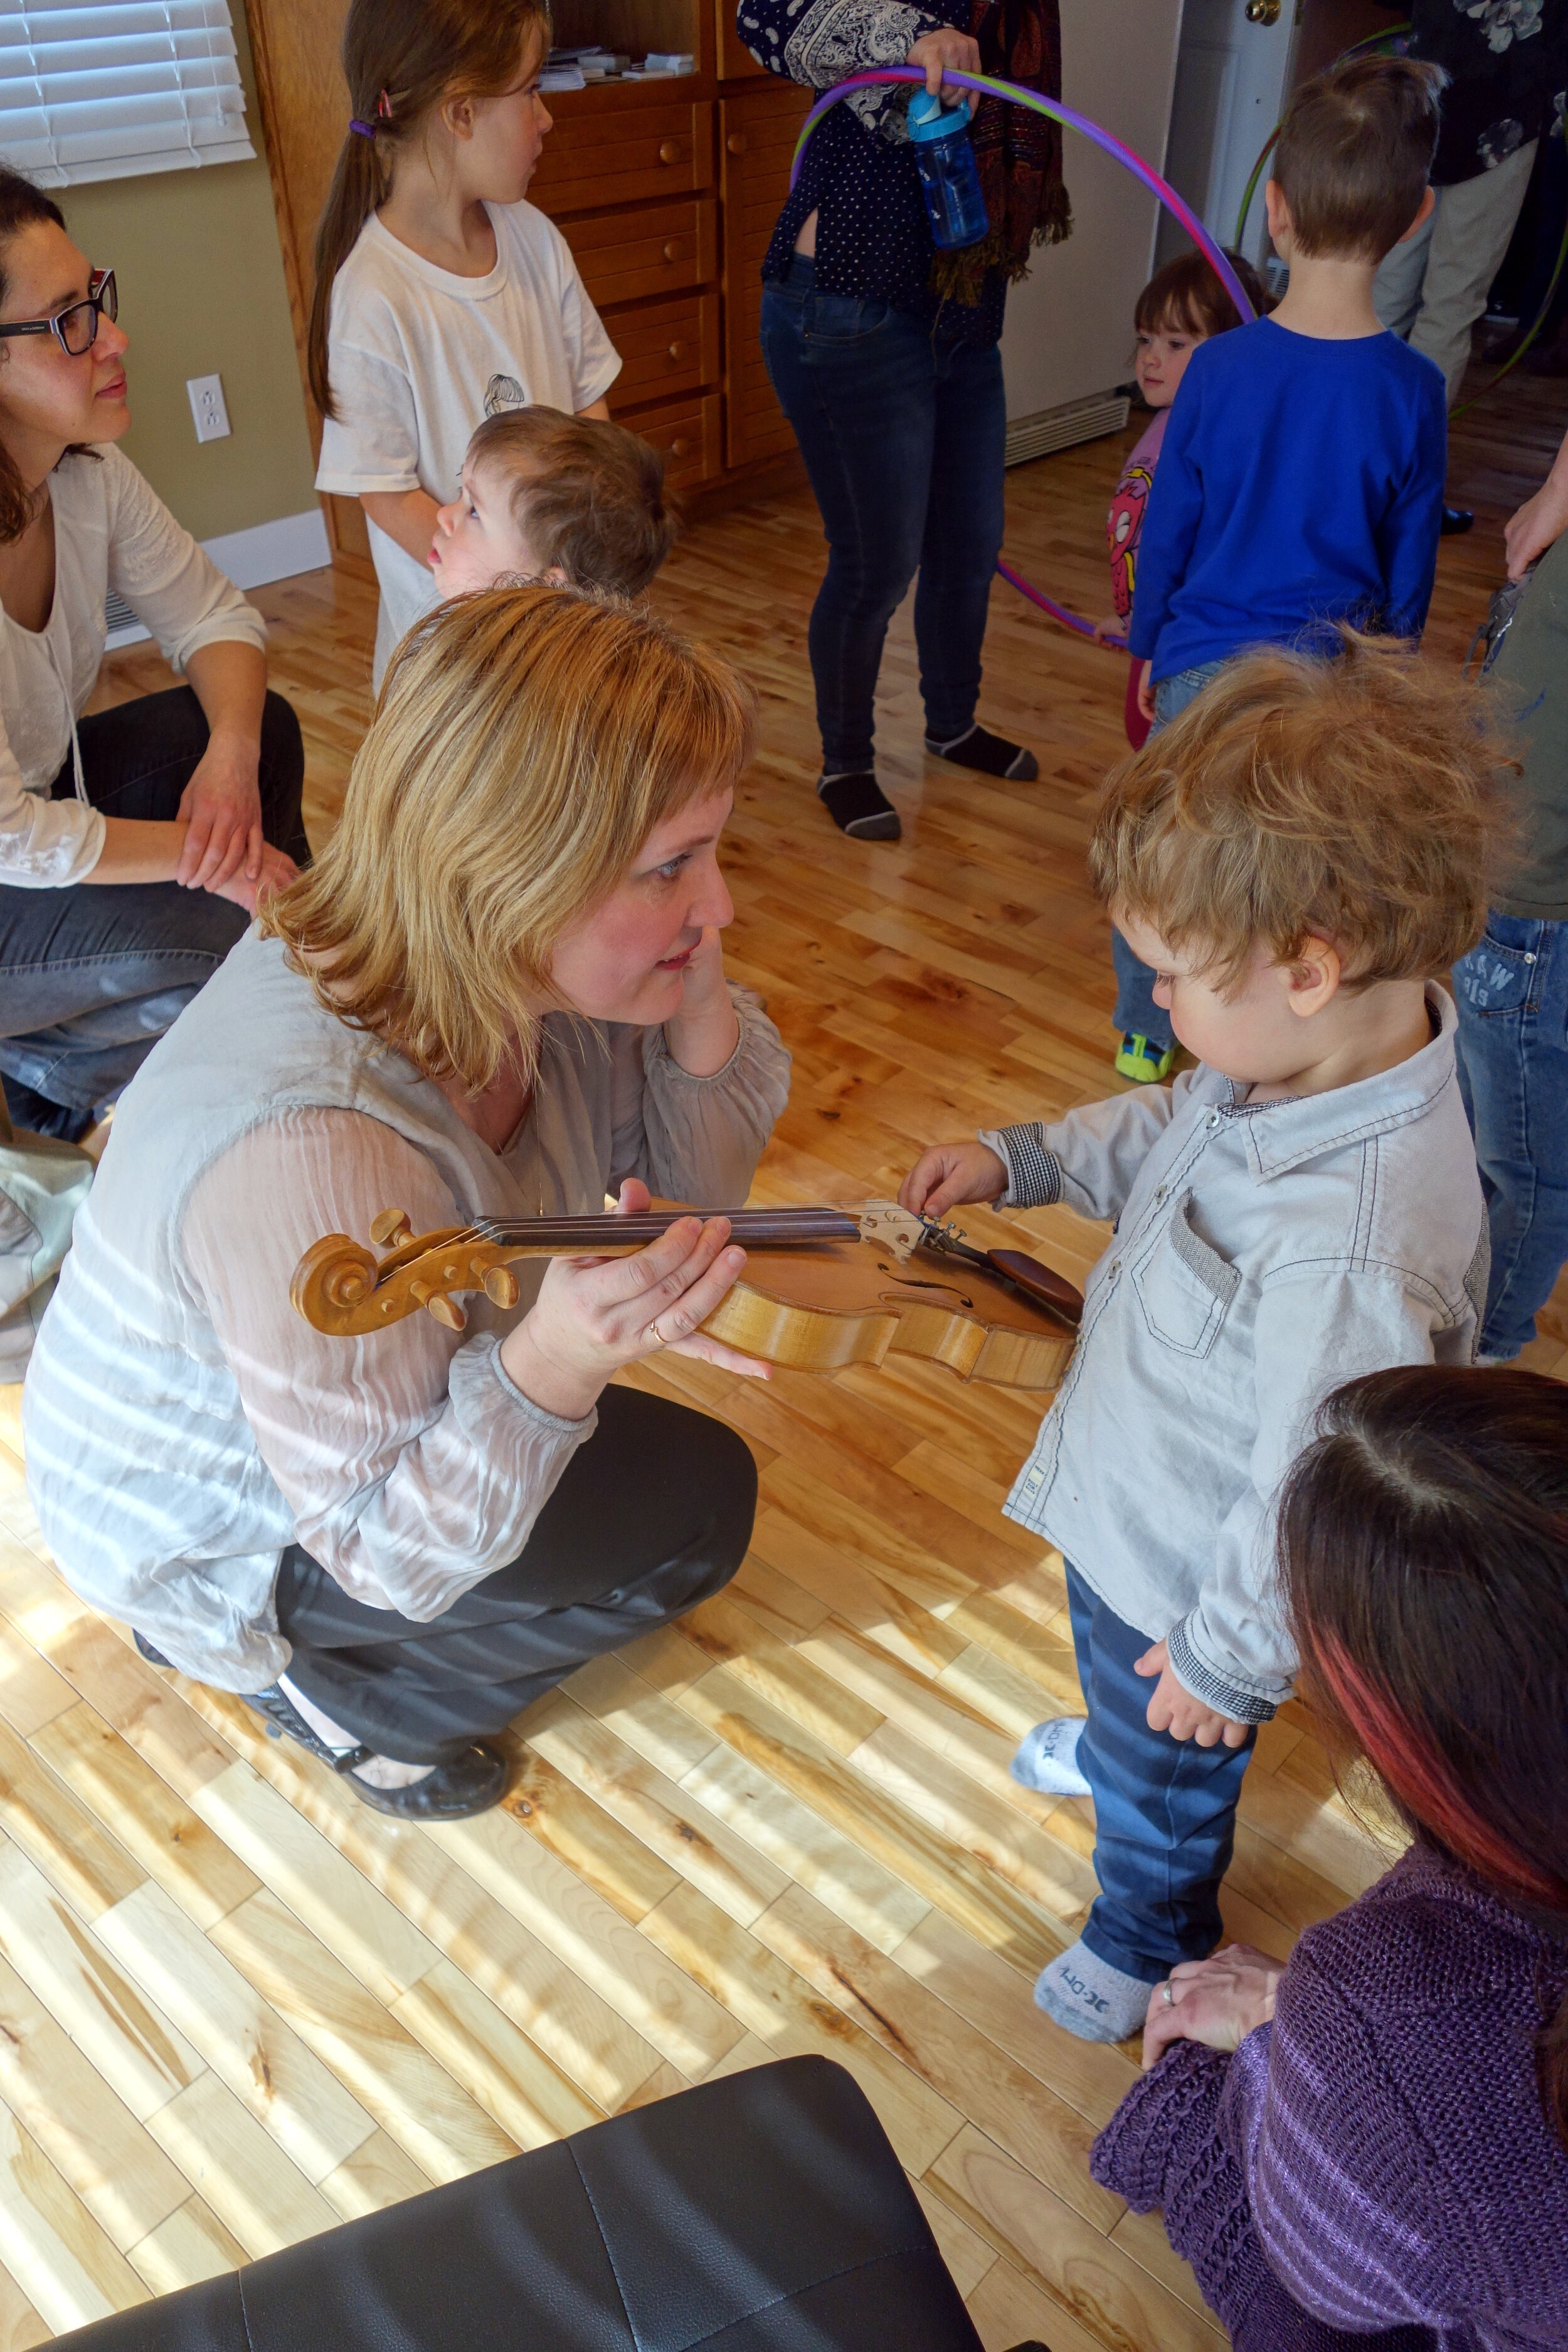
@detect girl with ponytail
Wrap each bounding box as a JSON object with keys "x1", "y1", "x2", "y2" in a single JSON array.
[
  {"x1": 1087, "y1": 1362, "x2": 1568, "y2": 2349},
  {"x1": 311, "y1": 0, "x2": 622, "y2": 687}
]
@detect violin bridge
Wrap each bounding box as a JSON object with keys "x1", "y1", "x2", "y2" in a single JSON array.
[{"x1": 857, "y1": 1200, "x2": 925, "y2": 1263}]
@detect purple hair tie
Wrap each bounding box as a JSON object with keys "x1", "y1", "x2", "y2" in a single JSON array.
[{"x1": 349, "y1": 117, "x2": 378, "y2": 138}]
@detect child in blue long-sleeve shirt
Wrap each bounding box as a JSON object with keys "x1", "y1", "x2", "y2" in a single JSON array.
[
  {"x1": 1131, "y1": 55, "x2": 1448, "y2": 724},
  {"x1": 1113, "y1": 56, "x2": 1449, "y2": 1073}
]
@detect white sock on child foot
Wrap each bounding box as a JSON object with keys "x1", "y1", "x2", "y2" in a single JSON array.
[
  {"x1": 1010, "y1": 1716, "x2": 1091, "y2": 1797},
  {"x1": 1034, "y1": 1938, "x2": 1155, "y2": 2043}
]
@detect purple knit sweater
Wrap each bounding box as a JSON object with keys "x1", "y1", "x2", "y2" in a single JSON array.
[{"x1": 1090, "y1": 1844, "x2": 1568, "y2": 2350}]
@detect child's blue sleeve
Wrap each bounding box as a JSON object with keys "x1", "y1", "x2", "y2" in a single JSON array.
[
  {"x1": 1377, "y1": 371, "x2": 1447, "y2": 640},
  {"x1": 1126, "y1": 376, "x2": 1205, "y2": 667}
]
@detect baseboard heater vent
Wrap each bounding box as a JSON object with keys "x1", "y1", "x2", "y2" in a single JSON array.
[
  {"x1": 104, "y1": 589, "x2": 142, "y2": 649},
  {"x1": 1005, "y1": 390, "x2": 1130, "y2": 467}
]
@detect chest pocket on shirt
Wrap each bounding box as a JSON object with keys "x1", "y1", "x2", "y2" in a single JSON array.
[{"x1": 1133, "y1": 1191, "x2": 1240, "y2": 1357}]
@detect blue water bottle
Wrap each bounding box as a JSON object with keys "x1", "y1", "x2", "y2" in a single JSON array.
[{"x1": 907, "y1": 85, "x2": 988, "y2": 250}]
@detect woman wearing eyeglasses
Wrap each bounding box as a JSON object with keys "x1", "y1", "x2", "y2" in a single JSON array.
[{"x1": 0, "y1": 169, "x2": 309, "y2": 1142}]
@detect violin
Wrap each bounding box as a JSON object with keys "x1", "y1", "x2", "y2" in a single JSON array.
[{"x1": 291, "y1": 1200, "x2": 1083, "y2": 1392}]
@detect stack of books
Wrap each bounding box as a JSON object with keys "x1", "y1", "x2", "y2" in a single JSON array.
[{"x1": 538, "y1": 43, "x2": 695, "y2": 88}]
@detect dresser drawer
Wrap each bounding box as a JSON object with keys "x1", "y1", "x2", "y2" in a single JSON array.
[
  {"x1": 564, "y1": 198, "x2": 718, "y2": 312},
  {"x1": 531, "y1": 102, "x2": 715, "y2": 214},
  {"x1": 620, "y1": 391, "x2": 724, "y2": 489},
  {"x1": 608, "y1": 290, "x2": 721, "y2": 407}
]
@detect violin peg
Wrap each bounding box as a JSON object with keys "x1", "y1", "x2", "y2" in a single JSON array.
[
  {"x1": 371, "y1": 1208, "x2": 413, "y2": 1248},
  {"x1": 482, "y1": 1266, "x2": 520, "y2": 1309},
  {"x1": 426, "y1": 1295, "x2": 466, "y2": 1332}
]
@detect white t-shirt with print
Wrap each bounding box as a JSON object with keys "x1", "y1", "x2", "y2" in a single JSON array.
[{"x1": 315, "y1": 203, "x2": 620, "y2": 684}]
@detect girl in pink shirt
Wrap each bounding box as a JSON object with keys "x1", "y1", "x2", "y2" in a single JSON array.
[{"x1": 1101, "y1": 250, "x2": 1268, "y2": 756}]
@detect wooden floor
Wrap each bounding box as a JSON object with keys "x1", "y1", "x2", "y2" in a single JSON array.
[{"x1": 0, "y1": 361, "x2": 1559, "y2": 2350}]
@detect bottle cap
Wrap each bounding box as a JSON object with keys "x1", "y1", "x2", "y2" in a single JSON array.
[{"x1": 906, "y1": 86, "x2": 971, "y2": 139}]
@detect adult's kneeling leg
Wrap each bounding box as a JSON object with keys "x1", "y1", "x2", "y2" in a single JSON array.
[
  {"x1": 76, "y1": 683, "x2": 310, "y2": 864},
  {"x1": 275, "y1": 1387, "x2": 758, "y2": 1765},
  {"x1": 0, "y1": 878, "x2": 247, "y2": 1124}
]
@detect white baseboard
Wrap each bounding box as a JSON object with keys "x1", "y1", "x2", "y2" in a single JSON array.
[
  {"x1": 103, "y1": 507, "x2": 332, "y2": 650},
  {"x1": 1005, "y1": 391, "x2": 1131, "y2": 468}
]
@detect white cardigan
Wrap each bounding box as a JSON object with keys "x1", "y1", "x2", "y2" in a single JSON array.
[{"x1": 0, "y1": 445, "x2": 267, "y2": 887}]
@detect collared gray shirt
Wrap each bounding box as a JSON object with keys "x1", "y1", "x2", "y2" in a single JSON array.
[{"x1": 980, "y1": 987, "x2": 1486, "y2": 1719}]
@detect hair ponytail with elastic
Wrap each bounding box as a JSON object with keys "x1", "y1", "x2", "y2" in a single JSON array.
[{"x1": 307, "y1": 0, "x2": 551, "y2": 421}]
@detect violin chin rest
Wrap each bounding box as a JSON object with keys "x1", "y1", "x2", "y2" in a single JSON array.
[{"x1": 986, "y1": 1248, "x2": 1083, "y2": 1327}]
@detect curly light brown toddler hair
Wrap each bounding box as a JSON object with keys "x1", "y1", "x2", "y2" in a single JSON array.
[
  {"x1": 1089, "y1": 635, "x2": 1515, "y2": 990},
  {"x1": 467, "y1": 406, "x2": 680, "y2": 597}
]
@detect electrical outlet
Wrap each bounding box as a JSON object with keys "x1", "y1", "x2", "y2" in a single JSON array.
[{"x1": 186, "y1": 373, "x2": 231, "y2": 444}]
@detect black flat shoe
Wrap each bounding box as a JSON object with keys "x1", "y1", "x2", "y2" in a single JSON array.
[
  {"x1": 1440, "y1": 504, "x2": 1475, "y2": 536},
  {"x1": 133, "y1": 1631, "x2": 172, "y2": 1666},
  {"x1": 347, "y1": 1742, "x2": 511, "y2": 1820},
  {"x1": 243, "y1": 1685, "x2": 510, "y2": 1819}
]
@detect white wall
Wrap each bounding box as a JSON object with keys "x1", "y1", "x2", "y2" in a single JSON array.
[{"x1": 1000, "y1": 0, "x2": 1187, "y2": 421}]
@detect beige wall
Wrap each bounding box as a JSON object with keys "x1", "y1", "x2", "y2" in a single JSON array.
[{"x1": 60, "y1": 4, "x2": 319, "y2": 544}]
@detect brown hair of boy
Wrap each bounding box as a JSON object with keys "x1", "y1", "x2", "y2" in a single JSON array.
[
  {"x1": 1272, "y1": 55, "x2": 1445, "y2": 263},
  {"x1": 307, "y1": 0, "x2": 551, "y2": 420},
  {"x1": 467, "y1": 407, "x2": 681, "y2": 596},
  {"x1": 1134, "y1": 247, "x2": 1269, "y2": 341},
  {"x1": 1088, "y1": 633, "x2": 1513, "y2": 988}
]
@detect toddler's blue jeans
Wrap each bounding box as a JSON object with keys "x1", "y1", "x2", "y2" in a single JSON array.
[
  {"x1": 1066, "y1": 1562, "x2": 1256, "y2": 1984},
  {"x1": 1110, "y1": 661, "x2": 1227, "y2": 1051},
  {"x1": 1454, "y1": 911, "x2": 1568, "y2": 1359}
]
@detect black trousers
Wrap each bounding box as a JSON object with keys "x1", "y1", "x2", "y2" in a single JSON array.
[
  {"x1": 0, "y1": 684, "x2": 308, "y2": 1134},
  {"x1": 275, "y1": 1386, "x2": 758, "y2": 1765}
]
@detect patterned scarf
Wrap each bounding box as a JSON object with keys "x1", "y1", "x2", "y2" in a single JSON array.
[{"x1": 931, "y1": 0, "x2": 1073, "y2": 304}]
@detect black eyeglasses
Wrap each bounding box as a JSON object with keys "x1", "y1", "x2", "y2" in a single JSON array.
[{"x1": 0, "y1": 268, "x2": 117, "y2": 359}]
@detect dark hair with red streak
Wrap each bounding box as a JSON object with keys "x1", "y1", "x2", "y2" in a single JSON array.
[
  {"x1": 1277, "y1": 1364, "x2": 1568, "y2": 2149},
  {"x1": 1134, "y1": 247, "x2": 1269, "y2": 341}
]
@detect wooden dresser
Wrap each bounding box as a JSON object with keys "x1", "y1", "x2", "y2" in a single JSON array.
[{"x1": 243, "y1": 0, "x2": 810, "y2": 563}]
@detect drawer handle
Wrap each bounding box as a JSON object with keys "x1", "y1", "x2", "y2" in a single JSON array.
[
  {"x1": 663, "y1": 240, "x2": 681, "y2": 262},
  {"x1": 726, "y1": 131, "x2": 749, "y2": 155},
  {"x1": 658, "y1": 139, "x2": 681, "y2": 163},
  {"x1": 670, "y1": 437, "x2": 692, "y2": 457},
  {"x1": 667, "y1": 340, "x2": 687, "y2": 361}
]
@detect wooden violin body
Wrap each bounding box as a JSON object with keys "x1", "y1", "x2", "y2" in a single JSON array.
[{"x1": 292, "y1": 1201, "x2": 1082, "y2": 1393}]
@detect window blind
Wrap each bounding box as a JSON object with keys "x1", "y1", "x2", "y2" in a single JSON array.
[{"x1": 0, "y1": 1, "x2": 255, "y2": 188}]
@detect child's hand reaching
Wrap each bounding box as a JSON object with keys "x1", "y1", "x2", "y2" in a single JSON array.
[
  {"x1": 1135, "y1": 1638, "x2": 1252, "y2": 1748},
  {"x1": 1135, "y1": 659, "x2": 1157, "y2": 723},
  {"x1": 898, "y1": 1140, "x2": 1009, "y2": 1218}
]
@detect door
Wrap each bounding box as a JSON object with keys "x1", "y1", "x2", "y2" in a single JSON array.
[{"x1": 1156, "y1": 0, "x2": 1300, "y2": 270}]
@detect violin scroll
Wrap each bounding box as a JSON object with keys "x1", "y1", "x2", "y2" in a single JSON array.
[
  {"x1": 291, "y1": 1225, "x2": 524, "y2": 1337},
  {"x1": 290, "y1": 1234, "x2": 381, "y2": 1333}
]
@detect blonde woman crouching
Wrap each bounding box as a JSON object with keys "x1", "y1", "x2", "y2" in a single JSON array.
[{"x1": 23, "y1": 588, "x2": 789, "y2": 1820}]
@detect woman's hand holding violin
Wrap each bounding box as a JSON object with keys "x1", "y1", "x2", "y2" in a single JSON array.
[{"x1": 499, "y1": 1178, "x2": 770, "y2": 1421}]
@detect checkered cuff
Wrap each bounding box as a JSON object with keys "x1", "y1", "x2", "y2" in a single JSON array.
[
  {"x1": 1167, "y1": 1616, "x2": 1278, "y2": 1725},
  {"x1": 990, "y1": 1123, "x2": 1063, "y2": 1210}
]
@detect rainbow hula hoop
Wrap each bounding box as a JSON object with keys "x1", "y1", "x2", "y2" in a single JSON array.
[{"x1": 790, "y1": 66, "x2": 1258, "y2": 654}]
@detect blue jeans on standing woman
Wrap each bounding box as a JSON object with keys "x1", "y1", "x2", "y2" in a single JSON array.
[
  {"x1": 1111, "y1": 660, "x2": 1227, "y2": 1051},
  {"x1": 1067, "y1": 1562, "x2": 1256, "y2": 1982},
  {"x1": 759, "y1": 255, "x2": 1005, "y2": 775},
  {"x1": 1454, "y1": 912, "x2": 1568, "y2": 1359},
  {"x1": 0, "y1": 684, "x2": 307, "y2": 1136}
]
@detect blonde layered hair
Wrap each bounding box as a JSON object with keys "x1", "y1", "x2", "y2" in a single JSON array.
[
  {"x1": 1089, "y1": 633, "x2": 1513, "y2": 990},
  {"x1": 263, "y1": 586, "x2": 756, "y2": 1091}
]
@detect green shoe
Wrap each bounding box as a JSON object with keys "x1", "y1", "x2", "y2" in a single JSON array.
[{"x1": 1115, "y1": 1032, "x2": 1175, "y2": 1084}]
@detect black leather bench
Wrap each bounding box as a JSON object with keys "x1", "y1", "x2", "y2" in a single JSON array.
[{"x1": 53, "y1": 2055, "x2": 1051, "y2": 2351}]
